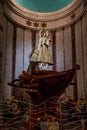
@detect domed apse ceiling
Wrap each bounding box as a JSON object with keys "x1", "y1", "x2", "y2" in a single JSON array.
[{"x1": 16, "y1": 0, "x2": 73, "y2": 13}]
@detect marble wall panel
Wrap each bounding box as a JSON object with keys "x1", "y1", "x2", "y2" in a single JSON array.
[
  {"x1": 15, "y1": 28, "x2": 24, "y2": 78},
  {"x1": 82, "y1": 15, "x2": 87, "y2": 98},
  {"x1": 4, "y1": 21, "x2": 13, "y2": 99},
  {"x1": 56, "y1": 29, "x2": 65, "y2": 98},
  {"x1": 64, "y1": 27, "x2": 72, "y2": 70},
  {"x1": 63, "y1": 26, "x2": 73, "y2": 98},
  {"x1": 75, "y1": 20, "x2": 85, "y2": 98},
  {"x1": 14, "y1": 27, "x2": 24, "y2": 97},
  {"x1": 24, "y1": 30, "x2": 32, "y2": 71},
  {"x1": 56, "y1": 29, "x2": 64, "y2": 72},
  {"x1": 1, "y1": 17, "x2": 7, "y2": 100}
]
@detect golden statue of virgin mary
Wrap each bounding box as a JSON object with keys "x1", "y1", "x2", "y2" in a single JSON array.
[{"x1": 30, "y1": 29, "x2": 53, "y2": 65}]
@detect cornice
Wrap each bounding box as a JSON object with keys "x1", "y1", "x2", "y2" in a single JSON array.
[
  {"x1": 3, "y1": 0, "x2": 85, "y2": 30},
  {"x1": 5, "y1": 0, "x2": 83, "y2": 21}
]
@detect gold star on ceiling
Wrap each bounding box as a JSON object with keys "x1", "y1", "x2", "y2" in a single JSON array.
[
  {"x1": 26, "y1": 20, "x2": 32, "y2": 26},
  {"x1": 33, "y1": 22, "x2": 39, "y2": 27},
  {"x1": 71, "y1": 13, "x2": 76, "y2": 19},
  {"x1": 41, "y1": 22, "x2": 47, "y2": 28},
  {"x1": 26, "y1": 20, "x2": 47, "y2": 28}
]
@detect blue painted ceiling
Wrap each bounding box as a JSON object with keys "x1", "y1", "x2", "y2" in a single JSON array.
[{"x1": 16, "y1": 0, "x2": 73, "y2": 13}]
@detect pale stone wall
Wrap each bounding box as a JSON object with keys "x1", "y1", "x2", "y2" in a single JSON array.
[
  {"x1": 15, "y1": 28, "x2": 32, "y2": 98},
  {"x1": 4, "y1": 22, "x2": 13, "y2": 99},
  {"x1": 75, "y1": 6, "x2": 87, "y2": 99},
  {"x1": 0, "y1": 0, "x2": 87, "y2": 100}
]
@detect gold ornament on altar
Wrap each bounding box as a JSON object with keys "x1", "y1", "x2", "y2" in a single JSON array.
[
  {"x1": 77, "y1": 97, "x2": 87, "y2": 108},
  {"x1": 47, "y1": 122, "x2": 58, "y2": 130}
]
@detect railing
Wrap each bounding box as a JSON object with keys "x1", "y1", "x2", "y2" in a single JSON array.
[{"x1": 0, "y1": 96, "x2": 87, "y2": 130}]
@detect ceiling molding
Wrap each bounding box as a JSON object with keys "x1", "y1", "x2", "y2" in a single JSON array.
[
  {"x1": 15, "y1": 0, "x2": 73, "y2": 13},
  {"x1": 3, "y1": 0, "x2": 84, "y2": 30}
]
